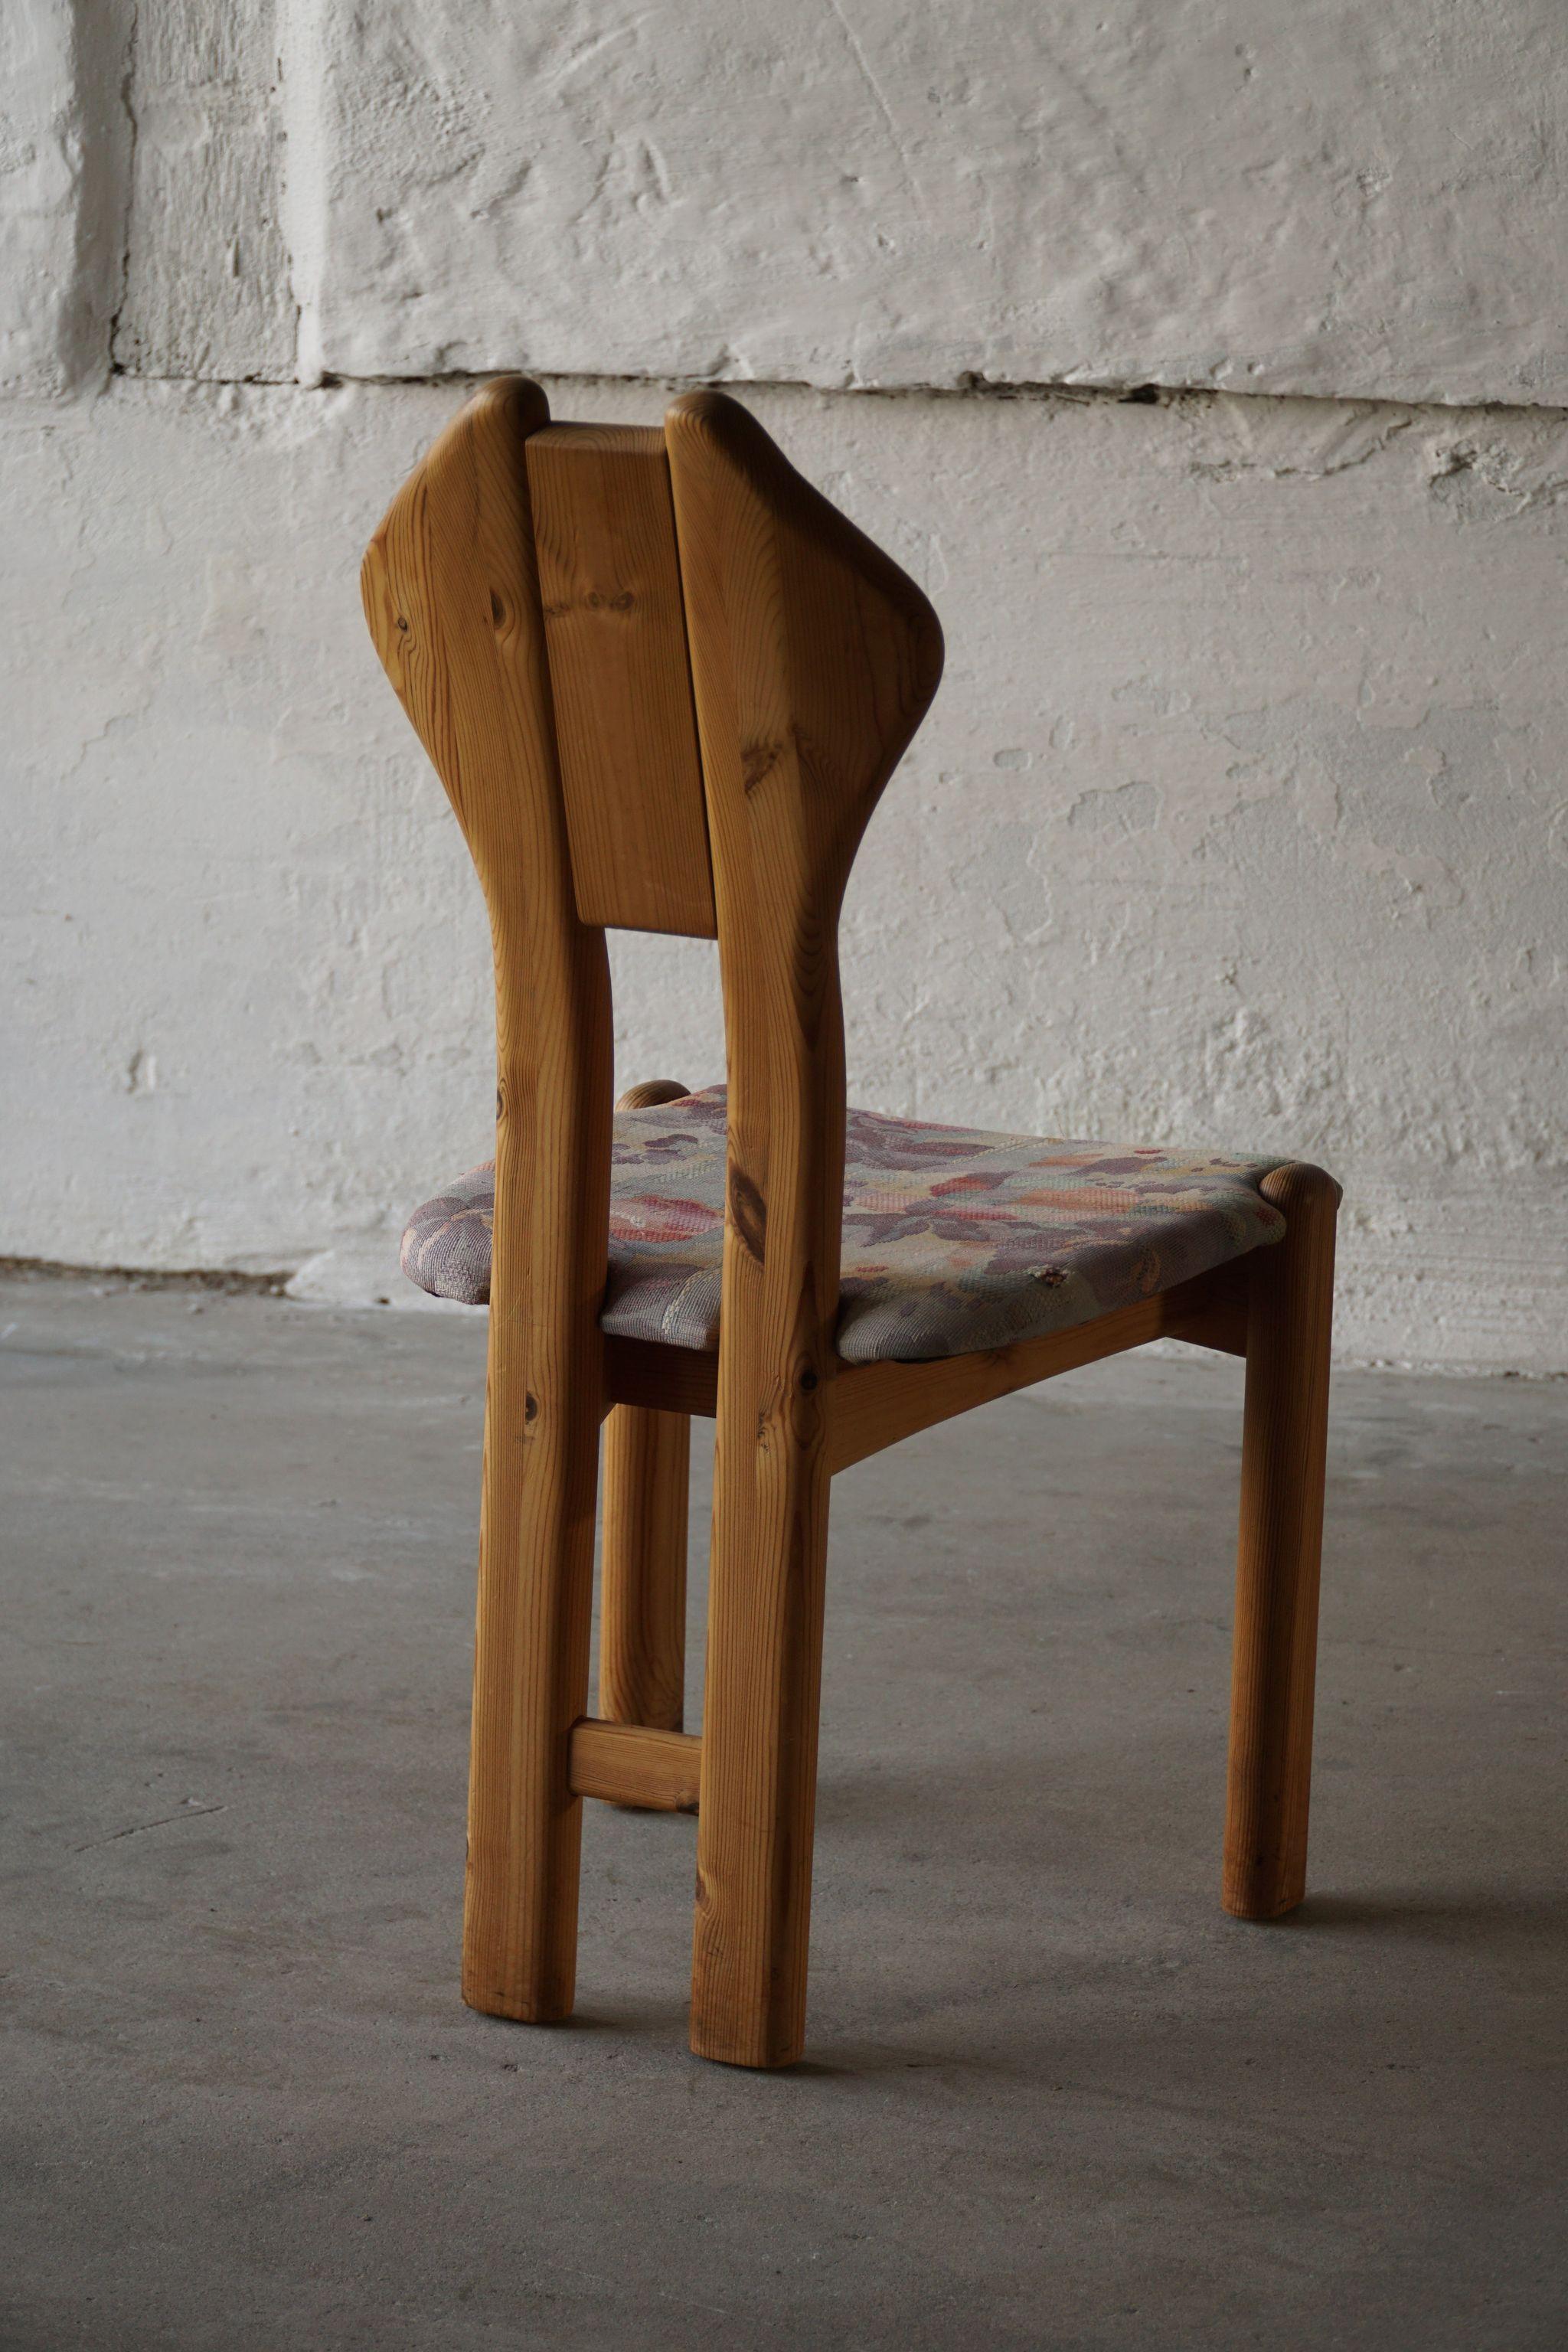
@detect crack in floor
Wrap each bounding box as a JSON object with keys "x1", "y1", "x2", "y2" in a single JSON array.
[{"x1": 73, "y1": 1802, "x2": 228, "y2": 1854}]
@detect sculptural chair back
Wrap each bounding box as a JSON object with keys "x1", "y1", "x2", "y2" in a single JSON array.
[{"x1": 364, "y1": 379, "x2": 1339, "y2": 2069}]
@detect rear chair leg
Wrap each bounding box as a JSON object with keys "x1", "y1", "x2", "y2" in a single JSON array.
[
  {"x1": 600, "y1": 1405, "x2": 690, "y2": 1734},
  {"x1": 1224, "y1": 1162, "x2": 1341, "y2": 1919},
  {"x1": 600, "y1": 1075, "x2": 694, "y2": 1749}
]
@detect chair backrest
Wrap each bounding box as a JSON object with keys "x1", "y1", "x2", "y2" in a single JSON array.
[{"x1": 361, "y1": 378, "x2": 942, "y2": 1432}]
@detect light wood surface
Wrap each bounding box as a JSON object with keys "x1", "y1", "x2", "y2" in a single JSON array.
[
  {"x1": 528, "y1": 425, "x2": 716, "y2": 939},
  {"x1": 364, "y1": 377, "x2": 612, "y2": 2025},
  {"x1": 599, "y1": 1405, "x2": 690, "y2": 1730},
  {"x1": 667, "y1": 389, "x2": 944, "y2": 2067},
  {"x1": 568, "y1": 1718, "x2": 703, "y2": 1812},
  {"x1": 615, "y1": 1078, "x2": 697, "y2": 1112},
  {"x1": 601, "y1": 1259, "x2": 1244, "y2": 1465},
  {"x1": 603, "y1": 1334, "x2": 718, "y2": 1419},
  {"x1": 599, "y1": 1077, "x2": 697, "y2": 1740},
  {"x1": 1224, "y1": 1164, "x2": 1340, "y2": 1920},
  {"x1": 828, "y1": 1262, "x2": 1248, "y2": 1474}
]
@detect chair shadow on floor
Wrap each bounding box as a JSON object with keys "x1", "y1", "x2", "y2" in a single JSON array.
[
  {"x1": 1282, "y1": 1887, "x2": 1568, "y2": 1943},
  {"x1": 793, "y1": 1877, "x2": 1568, "y2": 2086},
  {"x1": 544, "y1": 1725, "x2": 1568, "y2": 2078}
]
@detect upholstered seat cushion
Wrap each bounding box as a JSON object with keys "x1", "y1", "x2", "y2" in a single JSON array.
[{"x1": 402, "y1": 1087, "x2": 1285, "y2": 1366}]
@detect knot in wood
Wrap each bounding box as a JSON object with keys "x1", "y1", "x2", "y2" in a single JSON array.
[
  {"x1": 727, "y1": 1168, "x2": 767, "y2": 1265},
  {"x1": 740, "y1": 737, "x2": 785, "y2": 795}
]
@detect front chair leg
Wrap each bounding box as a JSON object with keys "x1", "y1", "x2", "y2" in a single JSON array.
[
  {"x1": 1224, "y1": 1162, "x2": 1341, "y2": 1919},
  {"x1": 600, "y1": 1404, "x2": 690, "y2": 1733}
]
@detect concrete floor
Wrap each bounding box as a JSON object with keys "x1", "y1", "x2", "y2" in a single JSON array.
[{"x1": 2, "y1": 1273, "x2": 1563, "y2": 2350}]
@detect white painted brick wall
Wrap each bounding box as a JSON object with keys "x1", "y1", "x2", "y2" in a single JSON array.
[
  {"x1": 112, "y1": 2, "x2": 295, "y2": 382},
  {"x1": 3, "y1": 3, "x2": 1565, "y2": 1370},
  {"x1": 298, "y1": 0, "x2": 1568, "y2": 407},
  {"x1": 0, "y1": 2, "x2": 125, "y2": 394}
]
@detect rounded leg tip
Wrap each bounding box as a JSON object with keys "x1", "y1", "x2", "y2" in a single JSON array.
[
  {"x1": 688, "y1": 2017, "x2": 804, "y2": 2070},
  {"x1": 462, "y1": 1975, "x2": 575, "y2": 2024},
  {"x1": 1222, "y1": 1877, "x2": 1307, "y2": 1922}
]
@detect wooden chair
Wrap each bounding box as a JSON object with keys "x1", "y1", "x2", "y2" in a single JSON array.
[{"x1": 363, "y1": 377, "x2": 1339, "y2": 2070}]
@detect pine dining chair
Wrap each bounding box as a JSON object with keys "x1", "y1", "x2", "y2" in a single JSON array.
[{"x1": 363, "y1": 377, "x2": 1339, "y2": 2070}]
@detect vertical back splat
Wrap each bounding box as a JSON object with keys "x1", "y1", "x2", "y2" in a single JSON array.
[{"x1": 528, "y1": 423, "x2": 717, "y2": 939}]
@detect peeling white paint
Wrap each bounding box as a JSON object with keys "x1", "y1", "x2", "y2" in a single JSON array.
[
  {"x1": 112, "y1": 2, "x2": 296, "y2": 383},
  {"x1": 0, "y1": 0, "x2": 127, "y2": 395},
  {"x1": 299, "y1": 0, "x2": 1568, "y2": 408}
]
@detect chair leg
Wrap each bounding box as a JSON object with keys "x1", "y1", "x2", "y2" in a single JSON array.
[
  {"x1": 599, "y1": 1405, "x2": 690, "y2": 1733},
  {"x1": 461, "y1": 1337, "x2": 601, "y2": 2022},
  {"x1": 1224, "y1": 1163, "x2": 1341, "y2": 1920},
  {"x1": 689, "y1": 1414, "x2": 832, "y2": 2069}
]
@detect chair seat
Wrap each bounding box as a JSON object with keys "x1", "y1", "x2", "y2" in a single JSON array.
[{"x1": 402, "y1": 1087, "x2": 1286, "y2": 1365}]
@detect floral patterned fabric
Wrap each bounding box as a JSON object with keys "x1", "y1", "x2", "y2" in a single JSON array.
[{"x1": 401, "y1": 1086, "x2": 1285, "y2": 1364}]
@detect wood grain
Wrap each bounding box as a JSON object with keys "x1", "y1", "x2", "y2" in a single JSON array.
[
  {"x1": 603, "y1": 1334, "x2": 718, "y2": 1419},
  {"x1": 599, "y1": 1406, "x2": 691, "y2": 1733},
  {"x1": 667, "y1": 389, "x2": 944, "y2": 2067},
  {"x1": 615, "y1": 1078, "x2": 697, "y2": 1112},
  {"x1": 569, "y1": 1718, "x2": 702, "y2": 1813},
  {"x1": 828, "y1": 1260, "x2": 1250, "y2": 1474},
  {"x1": 364, "y1": 377, "x2": 612, "y2": 2025},
  {"x1": 599, "y1": 1078, "x2": 697, "y2": 1739},
  {"x1": 528, "y1": 425, "x2": 716, "y2": 939},
  {"x1": 599, "y1": 1257, "x2": 1244, "y2": 1471},
  {"x1": 1224, "y1": 1164, "x2": 1340, "y2": 1920}
]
